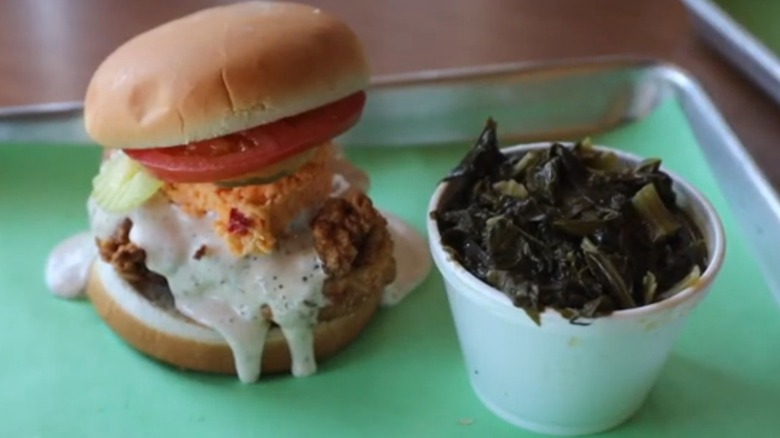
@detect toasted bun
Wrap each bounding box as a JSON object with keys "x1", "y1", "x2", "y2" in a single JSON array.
[
  {"x1": 86, "y1": 260, "x2": 380, "y2": 375},
  {"x1": 85, "y1": 1, "x2": 370, "y2": 149}
]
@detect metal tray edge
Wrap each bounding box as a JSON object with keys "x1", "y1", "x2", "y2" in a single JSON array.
[
  {"x1": 683, "y1": 0, "x2": 780, "y2": 106},
  {"x1": 371, "y1": 55, "x2": 659, "y2": 86},
  {"x1": 656, "y1": 62, "x2": 780, "y2": 305}
]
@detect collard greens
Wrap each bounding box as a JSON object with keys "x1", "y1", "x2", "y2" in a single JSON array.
[{"x1": 432, "y1": 120, "x2": 707, "y2": 325}]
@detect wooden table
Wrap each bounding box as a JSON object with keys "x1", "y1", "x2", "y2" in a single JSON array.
[{"x1": 1, "y1": 0, "x2": 778, "y2": 186}]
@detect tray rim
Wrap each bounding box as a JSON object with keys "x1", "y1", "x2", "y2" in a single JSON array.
[{"x1": 683, "y1": 0, "x2": 780, "y2": 106}]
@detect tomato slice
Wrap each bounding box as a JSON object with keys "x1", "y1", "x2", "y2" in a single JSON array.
[{"x1": 124, "y1": 91, "x2": 366, "y2": 183}]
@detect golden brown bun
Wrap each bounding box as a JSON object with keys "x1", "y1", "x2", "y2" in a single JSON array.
[
  {"x1": 84, "y1": 1, "x2": 370, "y2": 149},
  {"x1": 86, "y1": 260, "x2": 381, "y2": 375}
]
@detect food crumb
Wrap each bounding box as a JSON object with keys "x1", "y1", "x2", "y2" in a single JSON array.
[
  {"x1": 458, "y1": 418, "x2": 474, "y2": 426},
  {"x1": 193, "y1": 245, "x2": 208, "y2": 260}
]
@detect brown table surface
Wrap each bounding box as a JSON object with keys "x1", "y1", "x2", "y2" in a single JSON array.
[{"x1": 1, "y1": 0, "x2": 778, "y2": 187}]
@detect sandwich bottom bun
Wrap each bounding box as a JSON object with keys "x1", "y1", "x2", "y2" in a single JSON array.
[{"x1": 86, "y1": 260, "x2": 381, "y2": 376}]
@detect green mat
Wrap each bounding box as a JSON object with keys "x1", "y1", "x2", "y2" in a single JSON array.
[{"x1": 1, "y1": 99, "x2": 779, "y2": 437}]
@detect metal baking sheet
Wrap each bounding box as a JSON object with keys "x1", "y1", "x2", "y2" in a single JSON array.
[
  {"x1": 684, "y1": 0, "x2": 780, "y2": 106},
  {"x1": 2, "y1": 58, "x2": 780, "y2": 436}
]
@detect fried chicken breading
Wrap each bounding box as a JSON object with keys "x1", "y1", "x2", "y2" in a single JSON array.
[
  {"x1": 96, "y1": 219, "x2": 172, "y2": 306},
  {"x1": 313, "y1": 193, "x2": 396, "y2": 320},
  {"x1": 311, "y1": 192, "x2": 382, "y2": 276}
]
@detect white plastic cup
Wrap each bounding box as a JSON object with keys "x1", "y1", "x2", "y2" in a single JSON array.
[{"x1": 427, "y1": 143, "x2": 725, "y2": 436}]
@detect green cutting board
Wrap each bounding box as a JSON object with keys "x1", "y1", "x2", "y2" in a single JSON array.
[{"x1": 1, "y1": 99, "x2": 779, "y2": 436}]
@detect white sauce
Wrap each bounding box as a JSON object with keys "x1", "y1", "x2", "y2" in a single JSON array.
[
  {"x1": 44, "y1": 232, "x2": 97, "y2": 299},
  {"x1": 90, "y1": 196, "x2": 326, "y2": 383},
  {"x1": 381, "y1": 212, "x2": 432, "y2": 306},
  {"x1": 45, "y1": 158, "x2": 430, "y2": 383}
]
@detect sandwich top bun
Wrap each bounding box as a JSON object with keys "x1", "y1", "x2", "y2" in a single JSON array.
[{"x1": 84, "y1": 1, "x2": 370, "y2": 149}]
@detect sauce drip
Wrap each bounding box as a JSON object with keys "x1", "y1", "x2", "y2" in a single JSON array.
[
  {"x1": 176, "y1": 297, "x2": 271, "y2": 382},
  {"x1": 44, "y1": 232, "x2": 97, "y2": 299},
  {"x1": 90, "y1": 196, "x2": 326, "y2": 383},
  {"x1": 381, "y1": 212, "x2": 431, "y2": 306}
]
